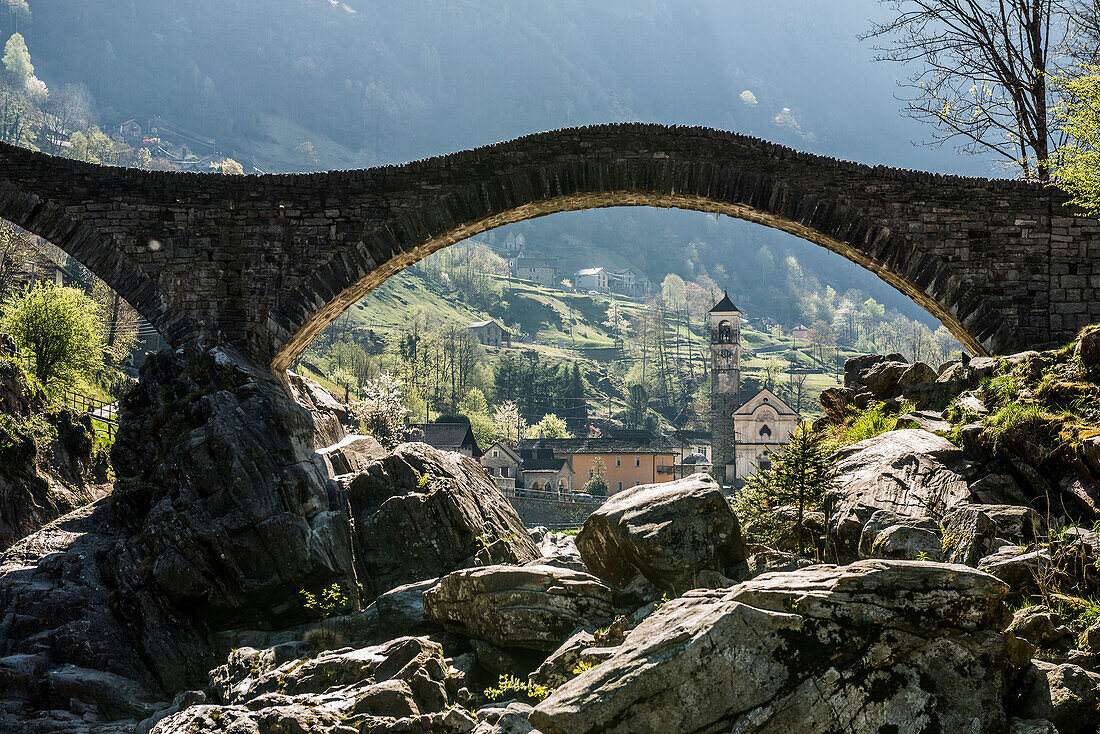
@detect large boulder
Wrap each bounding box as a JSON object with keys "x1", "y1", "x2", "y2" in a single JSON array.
[
  {"x1": 0, "y1": 346, "x2": 363, "y2": 731},
  {"x1": 527, "y1": 527, "x2": 588, "y2": 573},
  {"x1": 530, "y1": 560, "x2": 1014, "y2": 734},
  {"x1": 342, "y1": 443, "x2": 539, "y2": 596},
  {"x1": 575, "y1": 474, "x2": 746, "y2": 592},
  {"x1": 111, "y1": 347, "x2": 357, "y2": 627},
  {"x1": 826, "y1": 429, "x2": 974, "y2": 562},
  {"x1": 423, "y1": 565, "x2": 619, "y2": 651}
]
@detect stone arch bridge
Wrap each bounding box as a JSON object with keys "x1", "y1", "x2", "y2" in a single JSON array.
[{"x1": 0, "y1": 123, "x2": 1095, "y2": 370}]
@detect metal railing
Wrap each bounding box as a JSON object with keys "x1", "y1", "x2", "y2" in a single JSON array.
[
  {"x1": 2, "y1": 350, "x2": 119, "y2": 439},
  {"x1": 502, "y1": 486, "x2": 606, "y2": 505},
  {"x1": 61, "y1": 389, "x2": 118, "y2": 439}
]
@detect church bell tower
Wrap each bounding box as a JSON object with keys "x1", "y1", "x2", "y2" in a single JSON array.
[{"x1": 709, "y1": 292, "x2": 741, "y2": 485}]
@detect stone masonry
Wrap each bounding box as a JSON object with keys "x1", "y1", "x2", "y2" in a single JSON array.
[{"x1": 0, "y1": 123, "x2": 1097, "y2": 369}]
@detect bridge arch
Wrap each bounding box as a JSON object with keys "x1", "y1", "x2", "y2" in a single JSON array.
[
  {"x1": 266, "y1": 160, "x2": 1005, "y2": 371},
  {"x1": 1, "y1": 124, "x2": 1089, "y2": 369}
]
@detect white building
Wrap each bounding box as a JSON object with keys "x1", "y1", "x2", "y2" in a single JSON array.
[
  {"x1": 574, "y1": 267, "x2": 609, "y2": 292},
  {"x1": 732, "y1": 388, "x2": 800, "y2": 480}
]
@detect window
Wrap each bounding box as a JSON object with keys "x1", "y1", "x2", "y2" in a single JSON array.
[
  {"x1": 759, "y1": 425, "x2": 772, "y2": 438},
  {"x1": 589, "y1": 469, "x2": 594, "y2": 479},
  {"x1": 634, "y1": 456, "x2": 640, "y2": 467},
  {"x1": 492, "y1": 450, "x2": 498, "y2": 457},
  {"x1": 617, "y1": 481, "x2": 623, "y2": 491},
  {"x1": 616, "y1": 457, "x2": 621, "y2": 467},
  {"x1": 634, "y1": 481, "x2": 640, "y2": 486}
]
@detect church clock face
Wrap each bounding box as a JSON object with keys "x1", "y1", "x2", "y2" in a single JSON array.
[{"x1": 715, "y1": 347, "x2": 737, "y2": 370}]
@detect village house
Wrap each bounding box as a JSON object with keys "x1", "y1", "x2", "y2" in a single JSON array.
[
  {"x1": 408, "y1": 423, "x2": 483, "y2": 458},
  {"x1": 512, "y1": 257, "x2": 559, "y2": 287},
  {"x1": 119, "y1": 119, "x2": 143, "y2": 141},
  {"x1": 467, "y1": 319, "x2": 510, "y2": 347},
  {"x1": 518, "y1": 431, "x2": 677, "y2": 494},
  {"x1": 607, "y1": 267, "x2": 652, "y2": 297},
  {"x1": 482, "y1": 442, "x2": 522, "y2": 491},
  {"x1": 791, "y1": 323, "x2": 812, "y2": 340},
  {"x1": 516, "y1": 447, "x2": 574, "y2": 493},
  {"x1": 573, "y1": 267, "x2": 610, "y2": 293}
]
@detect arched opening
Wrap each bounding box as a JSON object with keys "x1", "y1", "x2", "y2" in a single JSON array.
[{"x1": 270, "y1": 183, "x2": 997, "y2": 372}]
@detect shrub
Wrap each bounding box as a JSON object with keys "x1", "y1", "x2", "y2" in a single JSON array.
[{"x1": 303, "y1": 626, "x2": 345, "y2": 655}]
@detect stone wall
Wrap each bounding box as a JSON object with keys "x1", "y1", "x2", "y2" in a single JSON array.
[
  {"x1": 505, "y1": 494, "x2": 605, "y2": 529},
  {"x1": 0, "y1": 123, "x2": 1096, "y2": 367}
]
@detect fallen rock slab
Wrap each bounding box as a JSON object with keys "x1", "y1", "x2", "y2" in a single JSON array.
[
  {"x1": 423, "y1": 565, "x2": 618, "y2": 651},
  {"x1": 530, "y1": 560, "x2": 1012, "y2": 734}
]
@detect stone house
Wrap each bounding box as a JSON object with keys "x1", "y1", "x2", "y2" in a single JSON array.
[
  {"x1": 516, "y1": 447, "x2": 574, "y2": 493},
  {"x1": 467, "y1": 319, "x2": 510, "y2": 347},
  {"x1": 607, "y1": 267, "x2": 652, "y2": 297},
  {"x1": 574, "y1": 267, "x2": 609, "y2": 293},
  {"x1": 119, "y1": 119, "x2": 143, "y2": 141},
  {"x1": 513, "y1": 257, "x2": 559, "y2": 287},
  {"x1": 482, "y1": 442, "x2": 522, "y2": 491}
]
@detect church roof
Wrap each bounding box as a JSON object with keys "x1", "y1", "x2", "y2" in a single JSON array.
[
  {"x1": 709, "y1": 291, "x2": 741, "y2": 313},
  {"x1": 734, "y1": 388, "x2": 799, "y2": 416}
]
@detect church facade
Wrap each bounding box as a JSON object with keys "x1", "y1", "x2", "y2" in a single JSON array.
[{"x1": 709, "y1": 293, "x2": 801, "y2": 484}]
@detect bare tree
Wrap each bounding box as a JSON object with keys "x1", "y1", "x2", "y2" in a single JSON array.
[{"x1": 863, "y1": 0, "x2": 1078, "y2": 180}]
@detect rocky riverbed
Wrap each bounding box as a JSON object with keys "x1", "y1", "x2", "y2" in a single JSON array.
[{"x1": 2, "y1": 341, "x2": 1100, "y2": 733}]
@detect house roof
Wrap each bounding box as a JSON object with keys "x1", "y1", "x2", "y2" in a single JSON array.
[
  {"x1": 681, "y1": 452, "x2": 710, "y2": 465},
  {"x1": 575, "y1": 267, "x2": 605, "y2": 277},
  {"x1": 409, "y1": 423, "x2": 483, "y2": 456},
  {"x1": 485, "y1": 442, "x2": 522, "y2": 463},
  {"x1": 515, "y1": 258, "x2": 558, "y2": 268},
  {"x1": 709, "y1": 291, "x2": 741, "y2": 313},
  {"x1": 522, "y1": 457, "x2": 571, "y2": 472},
  {"x1": 519, "y1": 432, "x2": 676, "y2": 456}
]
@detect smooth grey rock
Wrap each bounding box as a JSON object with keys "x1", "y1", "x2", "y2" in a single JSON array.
[
  {"x1": 369, "y1": 578, "x2": 439, "y2": 635},
  {"x1": 530, "y1": 560, "x2": 1012, "y2": 734},
  {"x1": 827, "y1": 430, "x2": 973, "y2": 562},
  {"x1": 528, "y1": 628, "x2": 597, "y2": 689},
  {"x1": 942, "y1": 504, "x2": 999, "y2": 566},
  {"x1": 317, "y1": 433, "x2": 386, "y2": 477},
  {"x1": 742, "y1": 551, "x2": 814, "y2": 578},
  {"x1": 527, "y1": 530, "x2": 588, "y2": 573},
  {"x1": 575, "y1": 473, "x2": 745, "y2": 592},
  {"x1": 895, "y1": 409, "x2": 952, "y2": 433},
  {"x1": 869, "y1": 524, "x2": 944, "y2": 561},
  {"x1": 1009, "y1": 718, "x2": 1059, "y2": 734},
  {"x1": 423, "y1": 565, "x2": 618, "y2": 651},
  {"x1": 857, "y1": 508, "x2": 941, "y2": 560},
  {"x1": 286, "y1": 369, "x2": 347, "y2": 449},
  {"x1": 342, "y1": 442, "x2": 539, "y2": 596}
]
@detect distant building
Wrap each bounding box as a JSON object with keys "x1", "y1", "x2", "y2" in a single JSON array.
[
  {"x1": 791, "y1": 323, "x2": 812, "y2": 340},
  {"x1": 408, "y1": 423, "x2": 483, "y2": 458},
  {"x1": 672, "y1": 452, "x2": 712, "y2": 479},
  {"x1": 517, "y1": 448, "x2": 574, "y2": 493},
  {"x1": 733, "y1": 388, "x2": 800, "y2": 480},
  {"x1": 467, "y1": 319, "x2": 510, "y2": 347},
  {"x1": 518, "y1": 431, "x2": 677, "y2": 494},
  {"x1": 607, "y1": 267, "x2": 652, "y2": 297},
  {"x1": 482, "y1": 442, "x2": 522, "y2": 490},
  {"x1": 513, "y1": 258, "x2": 559, "y2": 286},
  {"x1": 574, "y1": 267, "x2": 609, "y2": 293},
  {"x1": 119, "y1": 119, "x2": 143, "y2": 140},
  {"x1": 707, "y1": 292, "x2": 801, "y2": 485}
]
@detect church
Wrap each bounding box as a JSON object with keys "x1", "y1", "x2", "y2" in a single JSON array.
[{"x1": 709, "y1": 293, "x2": 801, "y2": 485}]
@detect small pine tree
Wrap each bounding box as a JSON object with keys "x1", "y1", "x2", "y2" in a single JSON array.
[{"x1": 733, "y1": 425, "x2": 838, "y2": 555}]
